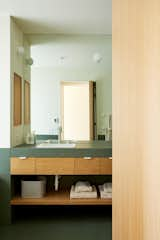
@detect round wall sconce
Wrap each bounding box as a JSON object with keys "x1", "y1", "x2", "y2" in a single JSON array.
[
  {"x1": 17, "y1": 46, "x2": 25, "y2": 56},
  {"x1": 25, "y1": 57, "x2": 34, "y2": 66}
]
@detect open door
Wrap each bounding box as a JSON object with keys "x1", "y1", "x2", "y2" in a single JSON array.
[{"x1": 61, "y1": 81, "x2": 95, "y2": 141}]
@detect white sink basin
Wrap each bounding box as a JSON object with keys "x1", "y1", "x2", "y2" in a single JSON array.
[{"x1": 36, "y1": 142, "x2": 76, "y2": 148}]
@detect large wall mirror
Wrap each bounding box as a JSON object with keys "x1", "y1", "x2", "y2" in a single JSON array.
[{"x1": 29, "y1": 35, "x2": 112, "y2": 141}]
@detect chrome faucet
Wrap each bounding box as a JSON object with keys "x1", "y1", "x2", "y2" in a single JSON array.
[{"x1": 54, "y1": 117, "x2": 62, "y2": 143}]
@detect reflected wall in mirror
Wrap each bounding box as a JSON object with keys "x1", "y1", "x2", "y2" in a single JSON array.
[{"x1": 29, "y1": 35, "x2": 112, "y2": 140}]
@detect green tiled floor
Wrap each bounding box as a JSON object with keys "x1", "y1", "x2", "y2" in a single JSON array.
[{"x1": 0, "y1": 206, "x2": 112, "y2": 240}]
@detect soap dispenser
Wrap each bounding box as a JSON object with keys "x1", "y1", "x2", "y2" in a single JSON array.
[
  {"x1": 30, "y1": 131, "x2": 36, "y2": 144},
  {"x1": 25, "y1": 131, "x2": 36, "y2": 144}
]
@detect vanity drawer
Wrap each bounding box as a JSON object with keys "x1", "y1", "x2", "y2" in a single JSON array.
[
  {"x1": 99, "y1": 158, "x2": 112, "y2": 174},
  {"x1": 35, "y1": 158, "x2": 74, "y2": 175},
  {"x1": 11, "y1": 157, "x2": 36, "y2": 175},
  {"x1": 74, "y1": 157, "x2": 100, "y2": 174},
  {"x1": 10, "y1": 157, "x2": 112, "y2": 175}
]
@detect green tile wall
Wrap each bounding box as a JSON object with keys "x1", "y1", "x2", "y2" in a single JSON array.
[{"x1": 0, "y1": 148, "x2": 11, "y2": 224}]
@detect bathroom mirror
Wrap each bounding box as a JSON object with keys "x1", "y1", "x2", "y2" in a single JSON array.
[{"x1": 29, "y1": 34, "x2": 112, "y2": 140}]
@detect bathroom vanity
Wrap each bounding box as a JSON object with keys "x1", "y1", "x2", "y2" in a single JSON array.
[{"x1": 10, "y1": 141, "x2": 112, "y2": 206}]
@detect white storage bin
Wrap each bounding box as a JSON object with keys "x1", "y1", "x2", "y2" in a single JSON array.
[{"x1": 21, "y1": 177, "x2": 46, "y2": 198}]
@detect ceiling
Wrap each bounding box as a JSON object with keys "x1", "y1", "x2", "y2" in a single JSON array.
[{"x1": 0, "y1": 0, "x2": 112, "y2": 34}]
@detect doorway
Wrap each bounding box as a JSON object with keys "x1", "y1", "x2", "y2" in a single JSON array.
[{"x1": 60, "y1": 81, "x2": 96, "y2": 141}]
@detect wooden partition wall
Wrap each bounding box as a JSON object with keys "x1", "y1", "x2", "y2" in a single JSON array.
[{"x1": 113, "y1": 0, "x2": 160, "y2": 239}]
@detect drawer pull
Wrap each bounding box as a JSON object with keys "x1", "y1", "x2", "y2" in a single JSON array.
[
  {"x1": 18, "y1": 157, "x2": 27, "y2": 160},
  {"x1": 108, "y1": 157, "x2": 112, "y2": 160},
  {"x1": 83, "y1": 157, "x2": 92, "y2": 160}
]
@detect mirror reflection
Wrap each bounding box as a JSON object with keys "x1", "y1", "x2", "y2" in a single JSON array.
[{"x1": 29, "y1": 35, "x2": 112, "y2": 141}]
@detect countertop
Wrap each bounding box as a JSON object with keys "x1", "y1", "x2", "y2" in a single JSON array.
[{"x1": 10, "y1": 141, "x2": 112, "y2": 158}]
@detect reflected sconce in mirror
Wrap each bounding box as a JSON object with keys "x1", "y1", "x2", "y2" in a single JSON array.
[
  {"x1": 59, "y1": 56, "x2": 67, "y2": 64},
  {"x1": 93, "y1": 53, "x2": 102, "y2": 63}
]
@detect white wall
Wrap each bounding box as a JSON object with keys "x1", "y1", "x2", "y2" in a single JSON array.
[
  {"x1": 30, "y1": 35, "x2": 112, "y2": 136},
  {"x1": 0, "y1": 16, "x2": 11, "y2": 148},
  {"x1": 11, "y1": 19, "x2": 31, "y2": 146}
]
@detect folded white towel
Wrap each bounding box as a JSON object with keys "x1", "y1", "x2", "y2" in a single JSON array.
[
  {"x1": 70, "y1": 185, "x2": 97, "y2": 199},
  {"x1": 103, "y1": 182, "x2": 112, "y2": 193},
  {"x1": 99, "y1": 185, "x2": 112, "y2": 199},
  {"x1": 75, "y1": 181, "x2": 92, "y2": 193}
]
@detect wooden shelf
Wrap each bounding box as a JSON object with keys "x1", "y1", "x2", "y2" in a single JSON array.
[{"x1": 11, "y1": 190, "x2": 112, "y2": 206}]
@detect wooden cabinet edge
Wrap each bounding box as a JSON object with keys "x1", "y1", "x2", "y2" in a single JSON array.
[{"x1": 10, "y1": 157, "x2": 112, "y2": 175}]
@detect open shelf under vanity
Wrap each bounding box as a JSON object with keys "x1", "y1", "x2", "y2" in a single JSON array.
[{"x1": 11, "y1": 190, "x2": 112, "y2": 206}]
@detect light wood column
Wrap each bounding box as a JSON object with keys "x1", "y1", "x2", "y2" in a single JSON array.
[
  {"x1": 113, "y1": 0, "x2": 160, "y2": 239},
  {"x1": 142, "y1": 1, "x2": 160, "y2": 239}
]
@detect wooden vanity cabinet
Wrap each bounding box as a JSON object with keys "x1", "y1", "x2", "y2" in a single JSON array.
[
  {"x1": 11, "y1": 157, "x2": 112, "y2": 175},
  {"x1": 10, "y1": 157, "x2": 112, "y2": 206}
]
